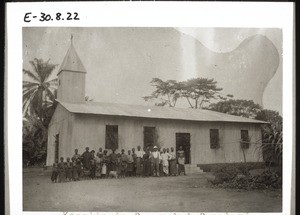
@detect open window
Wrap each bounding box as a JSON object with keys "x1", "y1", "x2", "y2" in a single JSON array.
[
  {"x1": 210, "y1": 129, "x2": 220, "y2": 149},
  {"x1": 143, "y1": 126, "x2": 156, "y2": 150},
  {"x1": 105, "y1": 125, "x2": 118, "y2": 150},
  {"x1": 176, "y1": 133, "x2": 191, "y2": 164},
  {"x1": 240, "y1": 130, "x2": 250, "y2": 149}
]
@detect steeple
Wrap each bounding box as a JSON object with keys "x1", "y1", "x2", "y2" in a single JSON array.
[
  {"x1": 57, "y1": 36, "x2": 86, "y2": 103},
  {"x1": 58, "y1": 35, "x2": 86, "y2": 75}
]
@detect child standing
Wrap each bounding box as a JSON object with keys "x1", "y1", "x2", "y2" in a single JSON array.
[
  {"x1": 177, "y1": 146, "x2": 186, "y2": 176},
  {"x1": 90, "y1": 150, "x2": 96, "y2": 179},
  {"x1": 127, "y1": 150, "x2": 134, "y2": 177},
  {"x1": 58, "y1": 157, "x2": 66, "y2": 183},
  {"x1": 51, "y1": 162, "x2": 58, "y2": 182},
  {"x1": 75, "y1": 156, "x2": 82, "y2": 180},
  {"x1": 120, "y1": 149, "x2": 128, "y2": 178},
  {"x1": 66, "y1": 157, "x2": 72, "y2": 181},
  {"x1": 116, "y1": 153, "x2": 122, "y2": 178},
  {"x1": 95, "y1": 154, "x2": 102, "y2": 179},
  {"x1": 101, "y1": 150, "x2": 108, "y2": 178},
  {"x1": 71, "y1": 157, "x2": 79, "y2": 181}
]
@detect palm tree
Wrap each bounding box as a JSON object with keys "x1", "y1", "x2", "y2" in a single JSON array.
[{"x1": 23, "y1": 58, "x2": 58, "y2": 123}]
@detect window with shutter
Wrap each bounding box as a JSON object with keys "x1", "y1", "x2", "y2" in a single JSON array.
[
  {"x1": 241, "y1": 130, "x2": 250, "y2": 149},
  {"x1": 210, "y1": 129, "x2": 219, "y2": 149},
  {"x1": 105, "y1": 125, "x2": 118, "y2": 150}
]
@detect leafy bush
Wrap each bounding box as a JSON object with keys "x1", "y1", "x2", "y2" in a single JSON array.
[{"x1": 209, "y1": 165, "x2": 282, "y2": 190}]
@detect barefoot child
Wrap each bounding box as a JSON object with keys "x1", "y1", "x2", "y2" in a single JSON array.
[
  {"x1": 127, "y1": 150, "x2": 134, "y2": 177},
  {"x1": 51, "y1": 162, "x2": 58, "y2": 182},
  {"x1": 95, "y1": 153, "x2": 102, "y2": 179},
  {"x1": 58, "y1": 157, "x2": 66, "y2": 183},
  {"x1": 71, "y1": 157, "x2": 79, "y2": 181},
  {"x1": 66, "y1": 157, "x2": 72, "y2": 181},
  {"x1": 177, "y1": 146, "x2": 186, "y2": 176},
  {"x1": 90, "y1": 150, "x2": 96, "y2": 179},
  {"x1": 101, "y1": 150, "x2": 108, "y2": 178}
]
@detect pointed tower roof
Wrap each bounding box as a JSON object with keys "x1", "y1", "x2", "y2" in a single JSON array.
[{"x1": 58, "y1": 35, "x2": 86, "y2": 75}]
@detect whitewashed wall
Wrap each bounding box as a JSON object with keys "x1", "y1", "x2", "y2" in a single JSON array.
[
  {"x1": 47, "y1": 105, "x2": 263, "y2": 166},
  {"x1": 57, "y1": 71, "x2": 86, "y2": 103},
  {"x1": 46, "y1": 104, "x2": 75, "y2": 165}
]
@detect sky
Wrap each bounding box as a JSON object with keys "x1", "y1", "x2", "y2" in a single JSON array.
[{"x1": 23, "y1": 27, "x2": 282, "y2": 114}]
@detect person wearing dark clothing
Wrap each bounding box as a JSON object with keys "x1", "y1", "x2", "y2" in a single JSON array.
[
  {"x1": 131, "y1": 148, "x2": 137, "y2": 176},
  {"x1": 51, "y1": 162, "x2": 58, "y2": 182},
  {"x1": 127, "y1": 150, "x2": 134, "y2": 177},
  {"x1": 58, "y1": 157, "x2": 66, "y2": 182},
  {"x1": 90, "y1": 151, "x2": 96, "y2": 179},
  {"x1": 71, "y1": 157, "x2": 79, "y2": 181},
  {"x1": 65, "y1": 157, "x2": 72, "y2": 181},
  {"x1": 81, "y1": 147, "x2": 92, "y2": 171},
  {"x1": 142, "y1": 150, "x2": 151, "y2": 177},
  {"x1": 109, "y1": 149, "x2": 118, "y2": 172}
]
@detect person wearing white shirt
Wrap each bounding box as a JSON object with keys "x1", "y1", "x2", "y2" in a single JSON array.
[
  {"x1": 151, "y1": 146, "x2": 161, "y2": 177},
  {"x1": 169, "y1": 147, "x2": 177, "y2": 176},
  {"x1": 135, "y1": 145, "x2": 145, "y2": 177},
  {"x1": 161, "y1": 148, "x2": 172, "y2": 176}
]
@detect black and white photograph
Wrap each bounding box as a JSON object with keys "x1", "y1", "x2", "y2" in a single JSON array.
[
  {"x1": 6, "y1": 2, "x2": 294, "y2": 215},
  {"x1": 22, "y1": 27, "x2": 283, "y2": 212}
]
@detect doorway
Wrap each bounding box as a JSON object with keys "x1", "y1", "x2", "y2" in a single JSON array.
[
  {"x1": 54, "y1": 134, "x2": 59, "y2": 163},
  {"x1": 175, "y1": 133, "x2": 191, "y2": 164}
]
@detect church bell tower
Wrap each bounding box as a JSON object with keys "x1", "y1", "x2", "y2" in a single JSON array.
[{"x1": 57, "y1": 35, "x2": 86, "y2": 103}]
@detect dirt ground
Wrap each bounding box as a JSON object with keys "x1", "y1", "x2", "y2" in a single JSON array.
[{"x1": 23, "y1": 168, "x2": 282, "y2": 212}]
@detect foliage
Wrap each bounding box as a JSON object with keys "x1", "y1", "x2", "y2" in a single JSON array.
[
  {"x1": 143, "y1": 77, "x2": 225, "y2": 108},
  {"x1": 208, "y1": 99, "x2": 262, "y2": 118},
  {"x1": 143, "y1": 78, "x2": 181, "y2": 107},
  {"x1": 23, "y1": 116, "x2": 48, "y2": 166},
  {"x1": 23, "y1": 58, "x2": 58, "y2": 166},
  {"x1": 180, "y1": 78, "x2": 223, "y2": 109},
  {"x1": 208, "y1": 99, "x2": 282, "y2": 167},
  {"x1": 255, "y1": 109, "x2": 283, "y2": 167},
  {"x1": 210, "y1": 169, "x2": 282, "y2": 190},
  {"x1": 23, "y1": 58, "x2": 58, "y2": 121},
  {"x1": 209, "y1": 165, "x2": 240, "y2": 185}
]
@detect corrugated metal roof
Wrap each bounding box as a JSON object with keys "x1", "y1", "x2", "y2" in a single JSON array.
[
  {"x1": 57, "y1": 100, "x2": 267, "y2": 124},
  {"x1": 58, "y1": 42, "x2": 86, "y2": 75}
]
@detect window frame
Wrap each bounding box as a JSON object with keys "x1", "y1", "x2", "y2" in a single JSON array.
[
  {"x1": 105, "y1": 125, "x2": 119, "y2": 150},
  {"x1": 210, "y1": 129, "x2": 220, "y2": 149},
  {"x1": 143, "y1": 126, "x2": 156, "y2": 149},
  {"x1": 240, "y1": 129, "x2": 250, "y2": 149}
]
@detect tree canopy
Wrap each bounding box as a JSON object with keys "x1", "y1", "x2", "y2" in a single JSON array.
[
  {"x1": 208, "y1": 98, "x2": 282, "y2": 166},
  {"x1": 23, "y1": 58, "x2": 58, "y2": 123},
  {"x1": 23, "y1": 58, "x2": 58, "y2": 166},
  {"x1": 180, "y1": 78, "x2": 223, "y2": 109},
  {"x1": 143, "y1": 78, "x2": 181, "y2": 107},
  {"x1": 208, "y1": 99, "x2": 262, "y2": 118},
  {"x1": 143, "y1": 77, "x2": 225, "y2": 108}
]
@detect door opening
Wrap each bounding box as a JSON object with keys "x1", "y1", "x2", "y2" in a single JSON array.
[
  {"x1": 175, "y1": 133, "x2": 191, "y2": 164},
  {"x1": 54, "y1": 134, "x2": 59, "y2": 163}
]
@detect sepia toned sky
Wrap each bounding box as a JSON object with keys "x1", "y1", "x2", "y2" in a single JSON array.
[{"x1": 23, "y1": 27, "x2": 282, "y2": 114}]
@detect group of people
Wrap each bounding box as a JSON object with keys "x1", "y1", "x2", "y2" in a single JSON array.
[{"x1": 51, "y1": 145, "x2": 186, "y2": 183}]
